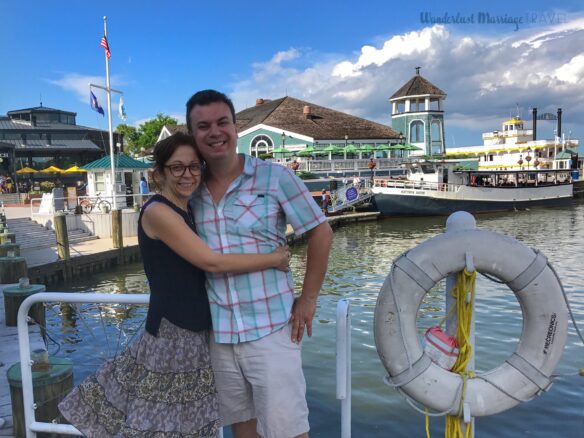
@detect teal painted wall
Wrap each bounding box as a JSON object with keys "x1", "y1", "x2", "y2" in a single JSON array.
[
  {"x1": 237, "y1": 128, "x2": 312, "y2": 155},
  {"x1": 392, "y1": 113, "x2": 444, "y2": 155}
]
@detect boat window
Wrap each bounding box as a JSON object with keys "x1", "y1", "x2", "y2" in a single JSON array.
[{"x1": 420, "y1": 164, "x2": 436, "y2": 174}]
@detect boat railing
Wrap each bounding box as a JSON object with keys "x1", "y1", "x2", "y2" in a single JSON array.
[
  {"x1": 276, "y1": 157, "x2": 415, "y2": 173},
  {"x1": 15, "y1": 292, "x2": 354, "y2": 438},
  {"x1": 373, "y1": 178, "x2": 462, "y2": 193}
]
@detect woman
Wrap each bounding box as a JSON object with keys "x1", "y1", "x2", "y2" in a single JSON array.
[{"x1": 59, "y1": 133, "x2": 289, "y2": 437}]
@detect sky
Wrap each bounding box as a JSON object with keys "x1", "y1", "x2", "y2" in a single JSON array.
[{"x1": 1, "y1": 0, "x2": 583, "y2": 147}]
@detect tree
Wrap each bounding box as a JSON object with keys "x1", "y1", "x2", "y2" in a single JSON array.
[
  {"x1": 115, "y1": 124, "x2": 139, "y2": 153},
  {"x1": 115, "y1": 114, "x2": 178, "y2": 156},
  {"x1": 135, "y1": 114, "x2": 178, "y2": 150}
]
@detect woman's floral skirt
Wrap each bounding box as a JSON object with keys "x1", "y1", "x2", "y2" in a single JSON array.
[{"x1": 59, "y1": 319, "x2": 219, "y2": 437}]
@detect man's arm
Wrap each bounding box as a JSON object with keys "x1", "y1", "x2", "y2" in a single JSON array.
[{"x1": 290, "y1": 221, "x2": 333, "y2": 343}]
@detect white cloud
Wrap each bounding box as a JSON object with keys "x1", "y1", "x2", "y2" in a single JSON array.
[
  {"x1": 554, "y1": 54, "x2": 584, "y2": 84},
  {"x1": 47, "y1": 73, "x2": 125, "y2": 103},
  {"x1": 229, "y1": 16, "x2": 584, "y2": 145}
]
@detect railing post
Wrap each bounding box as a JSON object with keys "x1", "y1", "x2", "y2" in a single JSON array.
[{"x1": 336, "y1": 299, "x2": 351, "y2": 438}]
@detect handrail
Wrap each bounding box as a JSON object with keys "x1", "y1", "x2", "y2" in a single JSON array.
[
  {"x1": 336, "y1": 299, "x2": 352, "y2": 438},
  {"x1": 17, "y1": 293, "x2": 149, "y2": 437},
  {"x1": 17, "y1": 292, "x2": 349, "y2": 438}
]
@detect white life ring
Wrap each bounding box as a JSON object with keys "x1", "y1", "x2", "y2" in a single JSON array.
[{"x1": 374, "y1": 229, "x2": 568, "y2": 417}]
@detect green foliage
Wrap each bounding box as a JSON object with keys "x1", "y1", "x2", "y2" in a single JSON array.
[
  {"x1": 296, "y1": 171, "x2": 317, "y2": 180},
  {"x1": 445, "y1": 153, "x2": 477, "y2": 159},
  {"x1": 39, "y1": 181, "x2": 55, "y2": 193},
  {"x1": 115, "y1": 114, "x2": 178, "y2": 155},
  {"x1": 115, "y1": 124, "x2": 140, "y2": 152},
  {"x1": 259, "y1": 153, "x2": 273, "y2": 160}
]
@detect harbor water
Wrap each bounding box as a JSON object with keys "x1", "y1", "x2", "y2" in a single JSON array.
[{"x1": 49, "y1": 203, "x2": 584, "y2": 437}]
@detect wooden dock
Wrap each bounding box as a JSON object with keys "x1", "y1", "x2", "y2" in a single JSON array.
[{"x1": 0, "y1": 284, "x2": 45, "y2": 437}]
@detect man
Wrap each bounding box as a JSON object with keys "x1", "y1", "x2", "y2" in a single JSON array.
[
  {"x1": 139, "y1": 176, "x2": 149, "y2": 206},
  {"x1": 187, "y1": 90, "x2": 333, "y2": 438}
]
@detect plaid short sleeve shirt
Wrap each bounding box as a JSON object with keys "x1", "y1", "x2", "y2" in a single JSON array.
[{"x1": 191, "y1": 155, "x2": 326, "y2": 343}]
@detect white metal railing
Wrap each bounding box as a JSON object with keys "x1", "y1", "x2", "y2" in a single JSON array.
[
  {"x1": 30, "y1": 193, "x2": 151, "y2": 216},
  {"x1": 16, "y1": 292, "x2": 353, "y2": 438},
  {"x1": 373, "y1": 178, "x2": 462, "y2": 193},
  {"x1": 274, "y1": 157, "x2": 415, "y2": 173},
  {"x1": 17, "y1": 293, "x2": 149, "y2": 437},
  {"x1": 336, "y1": 299, "x2": 352, "y2": 438}
]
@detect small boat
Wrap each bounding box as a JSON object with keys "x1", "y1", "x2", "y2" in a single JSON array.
[{"x1": 371, "y1": 161, "x2": 573, "y2": 216}]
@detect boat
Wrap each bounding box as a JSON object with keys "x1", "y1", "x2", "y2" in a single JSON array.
[{"x1": 371, "y1": 161, "x2": 574, "y2": 216}]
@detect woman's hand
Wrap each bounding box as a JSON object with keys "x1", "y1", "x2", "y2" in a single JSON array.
[{"x1": 273, "y1": 246, "x2": 291, "y2": 272}]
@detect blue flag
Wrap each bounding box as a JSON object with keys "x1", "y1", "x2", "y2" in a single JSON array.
[{"x1": 90, "y1": 91, "x2": 104, "y2": 116}]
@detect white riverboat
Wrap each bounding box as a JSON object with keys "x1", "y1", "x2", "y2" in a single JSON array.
[{"x1": 371, "y1": 161, "x2": 573, "y2": 216}]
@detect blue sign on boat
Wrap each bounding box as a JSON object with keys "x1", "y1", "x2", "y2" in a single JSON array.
[{"x1": 346, "y1": 187, "x2": 358, "y2": 202}]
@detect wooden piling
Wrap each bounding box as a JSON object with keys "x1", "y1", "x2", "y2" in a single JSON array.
[
  {"x1": 0, "y1": 243, "x2": 20, "y2": 257},
  {"x1": 0, "y1": 256, "x2": 27, "y2": 284},
  {"x1": 53, "y1": 213, "x2": 70, "y2": 260},
  {"x1": 3, "y1": 283, "x2": 46, "y2": 329},
  {"x1": 8, "y1": 357, "x2": 73, "y2": 437},
  {"x1": 0, "y1": 232, "x2": 17, "y2": 244},
  {"x1": 112, "y1": 209, "x2": 123, "y2": 249}
]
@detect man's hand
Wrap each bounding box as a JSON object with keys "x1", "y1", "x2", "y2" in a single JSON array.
[{"x1": 290, "y1": 295, "x2": 317, "y2": 343}]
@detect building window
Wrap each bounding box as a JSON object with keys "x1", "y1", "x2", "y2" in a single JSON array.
[
  {"x1": 410, "y1": 120, "x2": 425, "y2": 143},
  {"x1": 250, "y1": 134, "x2": 274, "y2": 157},
  {"x1": 95, "y1": 172, "x2": 105, "y2": 192}
]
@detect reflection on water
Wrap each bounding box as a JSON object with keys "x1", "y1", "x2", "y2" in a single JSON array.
[{"x1": 49, "y1": 205, "x2": 584, "y2": 437}]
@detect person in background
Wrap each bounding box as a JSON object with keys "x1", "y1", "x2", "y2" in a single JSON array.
[
  {"x1": 59, "y1": 133, "x2": 290, "y2": 438},
  {"x1": 188, "y1": 89, "x2": 333, "y2": 438},
  {"x1": 139, "y1": 175, "x2": 150, "y2": 206}
]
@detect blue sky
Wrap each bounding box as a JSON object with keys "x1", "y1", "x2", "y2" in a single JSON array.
[{"x1": 1, "y1": 0, "x2": 583, "y2": 146}]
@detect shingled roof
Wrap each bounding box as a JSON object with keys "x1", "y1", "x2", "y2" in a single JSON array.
[
  {"x1": 166, "y1": 125, "x2": 188, "y2": 135},
  {"x1": 236, "y1": 96, "x2": 400, "y2": 140},
  {"x1": 391, "y1": 69, "x2": 446, "y2": 100}
]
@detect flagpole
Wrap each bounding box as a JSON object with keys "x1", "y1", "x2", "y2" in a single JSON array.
[{"x1": 103, "y1": 16, "x2": 117, "y2": 210}]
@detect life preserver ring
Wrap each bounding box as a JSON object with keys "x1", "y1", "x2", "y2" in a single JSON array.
[{"x1": 374, "y1": 229, "x2": 568, "y2": 417}]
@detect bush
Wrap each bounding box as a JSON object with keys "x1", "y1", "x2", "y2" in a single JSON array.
[
  {"x1": 296, "y1": 171, "x2": 317, "y2": 180},
  {"x1": 39, "y1": 181, "x2": 56, "y2": 193},
  {"x1": 259, "y1": 153, "x2": 273, "y2": 160}
]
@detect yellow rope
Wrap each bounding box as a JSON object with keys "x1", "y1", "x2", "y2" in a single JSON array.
[{"x1": 445, "y1": 268, "x2": 476, "y2": 438}]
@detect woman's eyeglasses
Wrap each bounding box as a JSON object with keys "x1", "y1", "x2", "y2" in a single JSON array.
[{"x1": 165, "y1": 163, "x2": 203, "y2": 177}]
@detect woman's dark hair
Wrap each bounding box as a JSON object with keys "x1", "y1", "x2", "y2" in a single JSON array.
[
  {"x1": 152, "y1": 132, "x2": 199, "y2": 174},
  {"x1": 186, "y1": 89, "x2": 236, "y2": 133}
]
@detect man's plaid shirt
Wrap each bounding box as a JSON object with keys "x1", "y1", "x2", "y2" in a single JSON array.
[{"x1": 191, "y1": 154, "x2": 326, "y2": 343}]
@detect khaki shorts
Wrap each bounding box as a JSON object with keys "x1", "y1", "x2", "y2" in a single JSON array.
[{"x1": 210, "y1": 323, "x2": 309, "y2": 438}]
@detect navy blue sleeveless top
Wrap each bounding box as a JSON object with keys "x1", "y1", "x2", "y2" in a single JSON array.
[{"x1": 138, "y1": 194, "x2": 211, "y2": 335}]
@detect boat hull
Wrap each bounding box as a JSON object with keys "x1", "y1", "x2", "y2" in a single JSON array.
[{"x1": 372, "y1": 185, "x2": 574, "y2": 216}]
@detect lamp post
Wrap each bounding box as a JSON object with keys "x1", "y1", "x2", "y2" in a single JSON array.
[
  {"x1": 526, "y1": 147, "x2": 532, "y2": 170},
  {"x1": 344, "y1": 134, "x2": 348, "y2": 160},
  {"x1": 281, "y1": 132, "x2": 286, "y2": 149},
  {"x1": 399, "y1": 132, "x2": 405, "y2": 159}
]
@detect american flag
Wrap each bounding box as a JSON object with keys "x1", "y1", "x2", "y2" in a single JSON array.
[{"x1": 100, "y1": 35, "x2": 111, "y2": 59}]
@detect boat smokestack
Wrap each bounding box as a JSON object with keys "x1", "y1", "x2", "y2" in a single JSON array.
[
  {"x1": 532, "y1": 107, "x2": 537, "y2": 141},
  {"x1": 557, "y1": 108, "x2": 562, "y2": 140}
]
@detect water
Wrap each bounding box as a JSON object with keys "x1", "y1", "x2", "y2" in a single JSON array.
[{"x1": 49, "y1": 204, "x2": 584, "y2": 437}]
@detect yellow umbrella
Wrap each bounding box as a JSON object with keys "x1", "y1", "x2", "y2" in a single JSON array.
[
  {"x1": 39, "y1": 165, "x2": 65, "y2": 173},
  {"x1": 16, "y1": 167, "x2": 37, "y2": 174},
  {"x1": 64, "y1": 165, "x2": 88, "y2": 173}
]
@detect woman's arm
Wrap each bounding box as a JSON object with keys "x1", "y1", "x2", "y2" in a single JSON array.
[{"x1": 142, "y1": 202, "x2": 289, "y2": 273}]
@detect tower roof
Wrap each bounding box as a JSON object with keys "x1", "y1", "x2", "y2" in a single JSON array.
[{"x1": 391, "y1": 68, "x2": 446, "y2": 100}]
